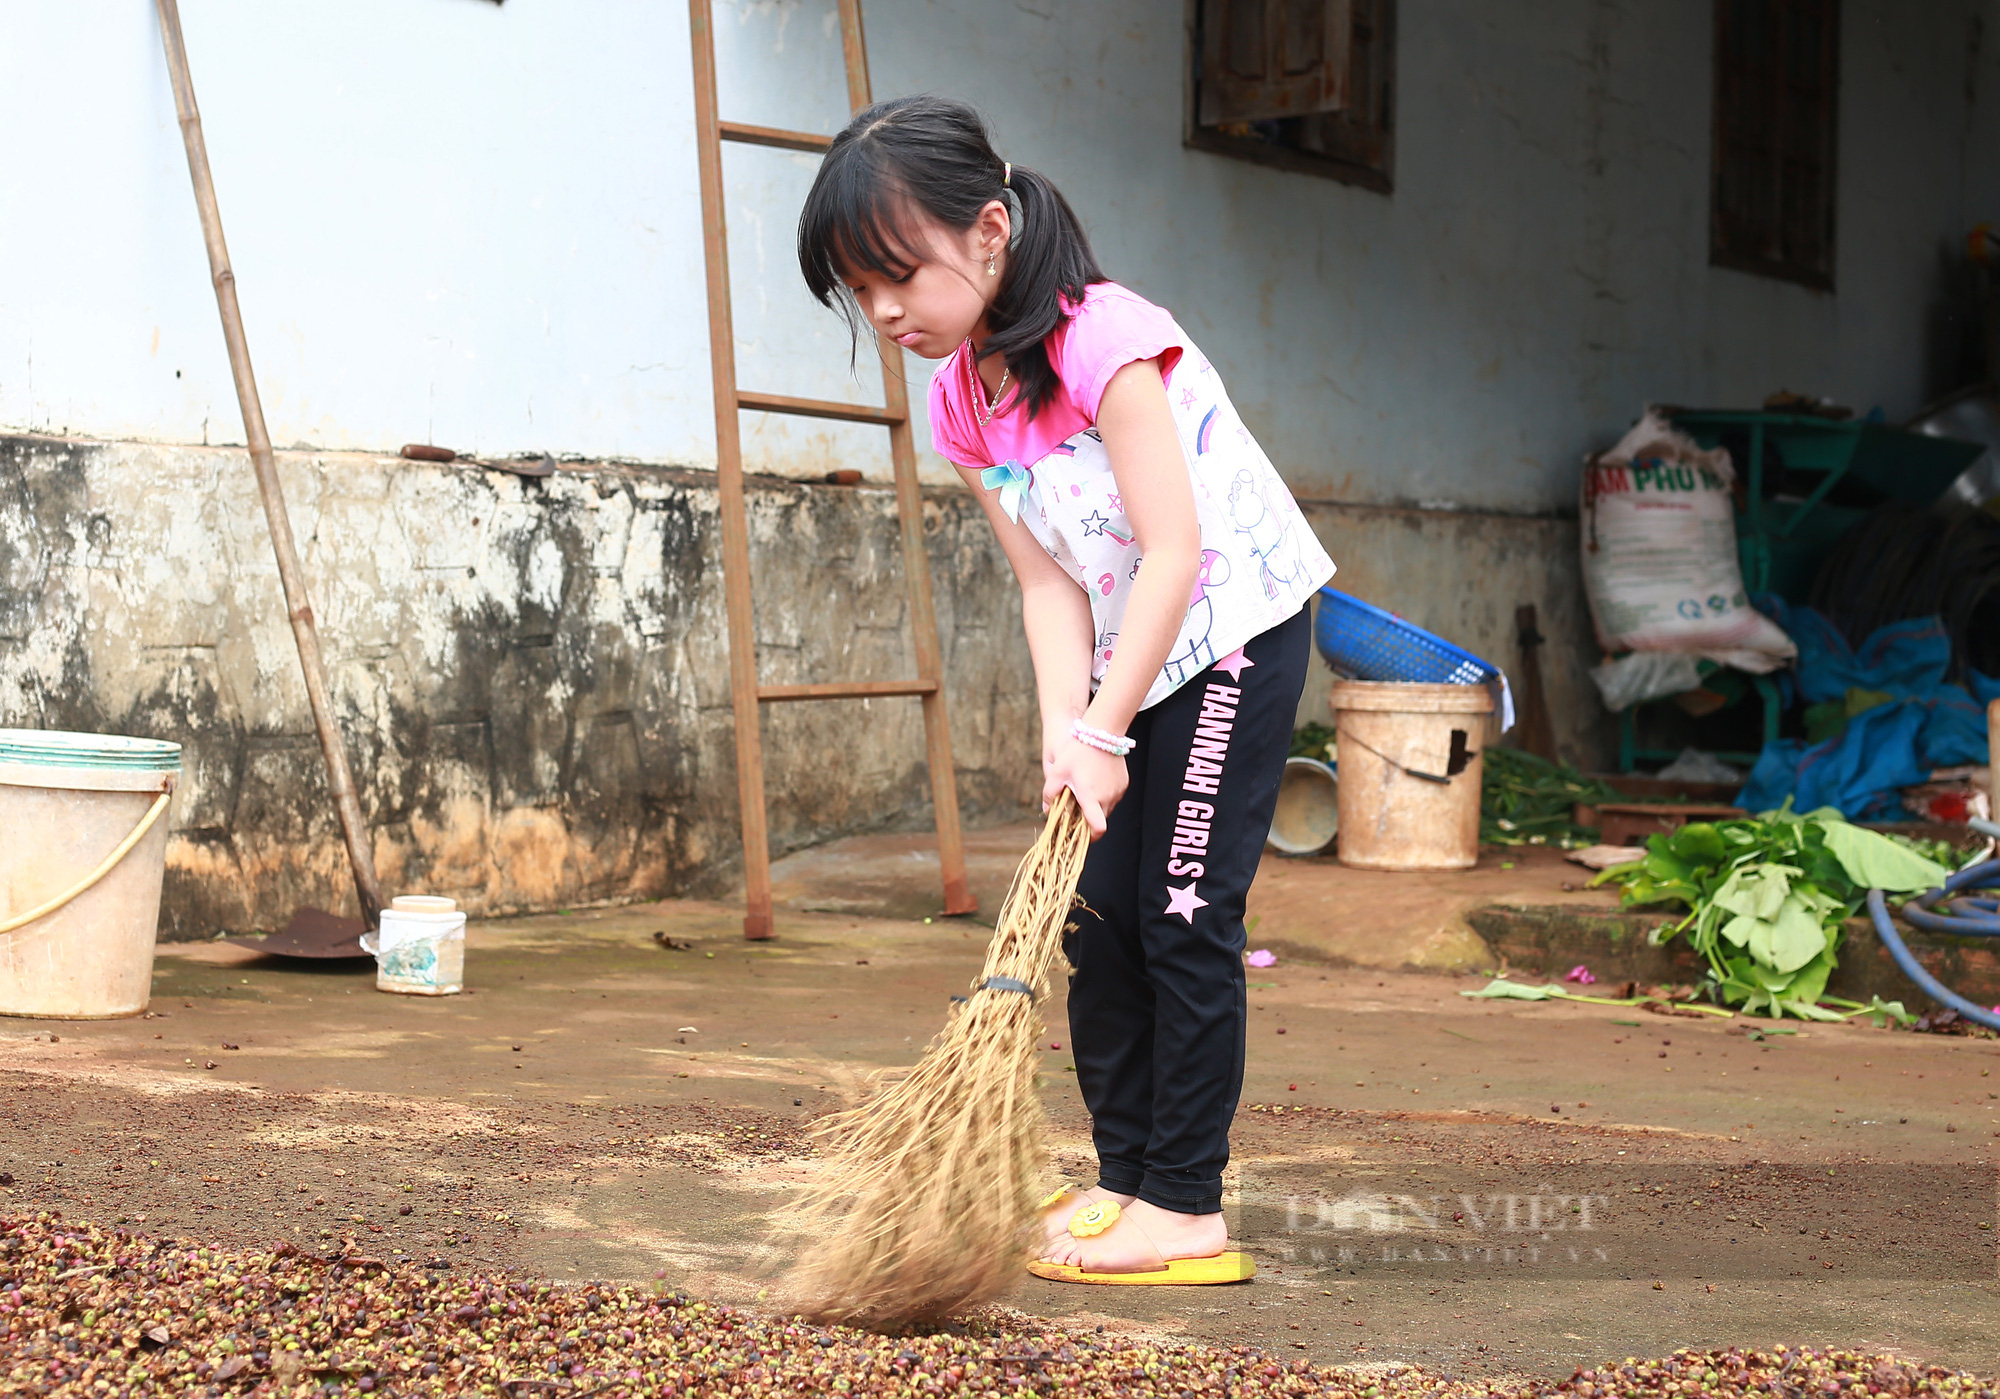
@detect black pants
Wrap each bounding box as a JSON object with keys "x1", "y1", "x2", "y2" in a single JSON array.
[{"x1": 1062, "y1": 606, "x2": 1311, "y2": 1215}]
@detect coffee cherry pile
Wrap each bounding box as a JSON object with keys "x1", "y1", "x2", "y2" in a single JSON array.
[
  {"x1": 3, "y1": 1214, "x2": 1991, "y2": 1399},
  {"x1": 1558, "y1": 1350, "x2": 1993, "y2": 1399}
]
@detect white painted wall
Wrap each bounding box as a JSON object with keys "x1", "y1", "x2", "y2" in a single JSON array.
[
  {"x1": 2, "y1": 0, "x2": 712, "y2": 463},
  {"x1": 4, "y1": 0, "x2": 1996, "y2": 511}
]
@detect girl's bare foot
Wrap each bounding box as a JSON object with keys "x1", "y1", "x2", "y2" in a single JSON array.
[
  {"x1": 1039, "y1": 1197, "x2": 1227, "y2": 1272},
  {"x1": 1036, "y1": 1184, "x2": 1136, "y2": 1252}
]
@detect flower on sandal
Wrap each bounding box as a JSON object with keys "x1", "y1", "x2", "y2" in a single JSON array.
[
  {"x1": 1037, "y1": 1184, "x2": 1076, "y2": 1211},
  {"x1": 1068, "y1": 1199, "x2": 1121, "y2": 1238}
]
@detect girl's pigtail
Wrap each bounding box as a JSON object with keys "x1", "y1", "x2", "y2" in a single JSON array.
[{"x1": 984, "y1": 165, "x2": 1104, "y2": 417}]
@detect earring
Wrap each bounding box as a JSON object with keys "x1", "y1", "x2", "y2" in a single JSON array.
[{"x1": 986, "y1": 251, "x2": 997, "y2": 277}]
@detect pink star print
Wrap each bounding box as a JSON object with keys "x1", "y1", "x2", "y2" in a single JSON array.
[
  {"x1": 1106, "y1": 493, "x2": 1122, "y2": 511},
  {"x1": 1164, "y1": 881, "x2": 1208, "y2": 924},
  {"x1": 1215, "y1": 647, "x2": 1254, "y2": 681},
  {"x1": 1180, "y1": 387, "x2": 1197, "y2": 408}
]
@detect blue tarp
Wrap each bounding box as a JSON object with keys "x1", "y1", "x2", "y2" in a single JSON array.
[{"x1": 1738, "y1": 601, "x2": 1999, "y2": 818}]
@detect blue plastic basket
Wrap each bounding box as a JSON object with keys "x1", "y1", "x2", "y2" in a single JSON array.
[{"x1": 1312, "y1": 586, "x2": 1499, "y2": 686}]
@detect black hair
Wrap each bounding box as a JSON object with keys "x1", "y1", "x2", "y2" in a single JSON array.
[{"x1": 798, "y1": 94, "x2": 1106, "y2": 419}]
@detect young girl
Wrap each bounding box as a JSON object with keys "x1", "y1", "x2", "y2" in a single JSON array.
[{"x1": 799, "y1": 95, "x2": 1335, "y2": 1282}]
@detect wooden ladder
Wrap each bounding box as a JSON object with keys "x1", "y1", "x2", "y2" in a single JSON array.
[{"x1": 688, "y1": 0, "x2": 976, "y2": 940}]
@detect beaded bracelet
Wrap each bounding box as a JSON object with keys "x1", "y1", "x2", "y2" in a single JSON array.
[{"x1": 1070, "y1": 718, "x2": 1135, "y2": 757}]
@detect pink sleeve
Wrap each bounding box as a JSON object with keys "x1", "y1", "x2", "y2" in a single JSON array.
[
  {"x1": 926, "y1": 362, "x2": 978, "y2": 466},
  {"x1": 1054, "y1": 286, "x2": 1185, "y2": 421}
]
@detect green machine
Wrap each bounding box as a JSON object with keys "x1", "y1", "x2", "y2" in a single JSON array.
[{"x1": 1669, "y1": 411, "x2": 1982, "y2": 600}]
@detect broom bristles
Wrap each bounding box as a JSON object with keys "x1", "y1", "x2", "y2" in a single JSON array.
[{"x1": 777, "y1": 793, "x2": 1092, "y2": 1325}]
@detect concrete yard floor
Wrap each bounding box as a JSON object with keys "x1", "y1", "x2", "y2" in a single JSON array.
[
  {"x1": 773, "y1": 819, "x2": 1620, "y2": 972},
  {"x1": 3, "y1": 843, "x2": 1998, "y2": 1384}
]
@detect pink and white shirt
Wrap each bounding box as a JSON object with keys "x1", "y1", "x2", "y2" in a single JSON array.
[{"x1": 930, "y1": 281, "x2": 1336, "y2": 709}]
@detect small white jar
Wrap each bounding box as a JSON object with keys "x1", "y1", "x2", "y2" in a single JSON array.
[{"x1": 363, "y1": 894, "x2": 466, "y2": 995}]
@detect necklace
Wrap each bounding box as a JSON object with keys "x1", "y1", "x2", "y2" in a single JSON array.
[{"x1": 973, "y1": 345, "x2": 1011, "y2": 427}]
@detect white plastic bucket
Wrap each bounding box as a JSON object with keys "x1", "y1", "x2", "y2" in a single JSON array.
[
  {"x1": 1266, "y1": 757, "x2": 1339, "y2": 856},
  {"x1": 1330, "y1": 681, "x2": 1493, "y2": 871},
  {"x1": 362, "y1": 895, "x2": 466, "y2": 995},
  {"x1": 0, "y1": 729, "x2": 181, "y2": 1019}
]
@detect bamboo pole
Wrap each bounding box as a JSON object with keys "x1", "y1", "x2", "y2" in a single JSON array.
[{"x1": 154, "y1": 0, "x2": 384, "y2": 927}]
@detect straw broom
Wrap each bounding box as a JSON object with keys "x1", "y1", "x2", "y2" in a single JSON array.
[{"x1": 781, "y1": 792, "x2": 1092, "y2": 1326}]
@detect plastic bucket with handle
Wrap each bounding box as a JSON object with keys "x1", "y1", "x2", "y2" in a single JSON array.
[
  {"x1": 1329, "y1": 681, "x2": 1492, "y2": 871},
  {"x1": 0, "y1": 729, "x2": 181, "y2": 1018}
]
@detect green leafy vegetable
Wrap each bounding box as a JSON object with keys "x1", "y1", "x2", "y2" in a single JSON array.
[
  {"x1": 1479, "y1": 748, "x2": 1621, "y2": 849},
  {"x1": 1592, "y1": 804, "x2": 1952, "y2": 1021},
  {"x1": 1289, "y1": 722, "x2": 1337, "y2": 764},
  {"x1": 1818, "y1": 821, "x2": 1951, "y2": 892},
  {"x1": 1458, "y1": 977, "x2": 1735, "y2": 1014},
  {"x1": 1461, "y1": 978, "x2": 1565, "y2": 1000},
  {"x1": 1818, "y1": 994, "x2": 1916, "y2": 1027}
]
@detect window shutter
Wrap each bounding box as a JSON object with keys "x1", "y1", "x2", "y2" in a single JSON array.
[
  {"x1": 1710, "y1": 0, "x2": 1839, "y2": 287},
  {"x1": 1200, "y1": 0, "x2": 1352, "y2": 126}
]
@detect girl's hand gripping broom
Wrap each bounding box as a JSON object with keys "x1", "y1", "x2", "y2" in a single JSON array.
[{"x1": 782, "y1": 792, "x2": 1091, "y2": 1326}]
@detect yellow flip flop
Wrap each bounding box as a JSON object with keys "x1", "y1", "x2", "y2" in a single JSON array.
[
  {"x1": 1027, "y1": 1197, "x2": 1256, "y2": 1285},
  {"x1": 1027, "y1": 1252, "x2": 1256, "y2": 1285},
  {"x1": 1036, "y1": 1183, "x2": 1081, "y2": 1213}
]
